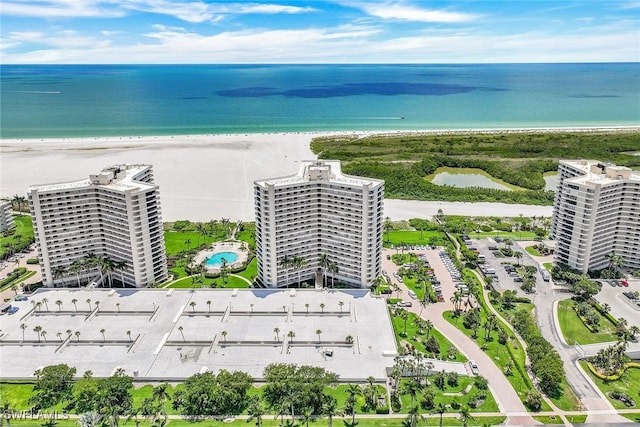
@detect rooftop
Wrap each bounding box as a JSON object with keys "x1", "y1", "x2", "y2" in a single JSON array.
[
  {"x1": 255, "y1": 160, "x2": 383, "y2": 189},
  {"x1": 561, "y1": 159, "x2": 640, "y2": 187},
  {"x1": 0, "y1": 288, "x2": 397, "y2": 381}
]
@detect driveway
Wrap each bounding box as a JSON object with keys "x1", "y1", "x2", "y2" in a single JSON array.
[{"x1": 381, "y1": 248, "x2": 536, "y2": 425}]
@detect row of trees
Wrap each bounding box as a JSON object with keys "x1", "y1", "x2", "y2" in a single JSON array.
[
  {"x1": 278, "y1": 253, "x2": 339, "y2": 288},
  {"x1": 52, "y1": 253, "x2": 128, "y2": 288}
]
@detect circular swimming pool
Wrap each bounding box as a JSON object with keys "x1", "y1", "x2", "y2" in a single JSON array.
[{"x1": 205, "y1": 251, "x2": 239, "y2": 268}]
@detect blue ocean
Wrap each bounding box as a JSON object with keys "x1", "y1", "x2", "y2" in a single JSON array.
[{"x1": 1, "y1": 63, "x2": 638, "y2": 138}]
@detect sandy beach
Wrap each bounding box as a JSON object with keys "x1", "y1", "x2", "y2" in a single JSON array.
[{"x1": 5, "y1": 127, "x2": 635, "y2": 221}]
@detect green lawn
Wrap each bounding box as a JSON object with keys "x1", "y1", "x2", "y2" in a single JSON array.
[
  {"x1": 397, "y1": 377, "x2": 499, "y2": 414},
  {"x1": 525, "y1": 246, "x2": 542, "y2": 257},
  {"x1": 467, "y1": 231, "x2": 537, "y2": 241},
  {"x1": 623, "y1": 413, "x2": 640, "y2": 423},
  {"x1": 0, "y1": 215, "x2": 34, "y2": 258},
  {"x1": 391, "y1": 310, "x2": 466, "y2": 363},
  {"x1": 543, "y1": 262, "x2": 553, "y2": 272},
  {"x1": 532, "y1": 415, "x2": 564, "y2": 424},
  {"x1": 557, "y1": 299, "x2": 618, "y2": 345},
  {"x1": 384, "y1": 230, "x2": 450, "y2": 248},
  {"x1": 579, "y1": 362, "x2": 640, "y2": 409},
  {"x1": 237, "y1": 258, "x2": 258, "y2": 282},
  {"x1": 164, "y1": 230, "x2": 218, "y2": 256}
]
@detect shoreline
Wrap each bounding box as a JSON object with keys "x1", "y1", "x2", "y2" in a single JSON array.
[
  {"x1": 2, "y1": 125, "x2": 639, "y2": 149},
  {"x1": 1, "y1": 126, "x2": 634, "y2": 221}
]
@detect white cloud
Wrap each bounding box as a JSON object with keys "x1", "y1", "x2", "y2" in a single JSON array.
[
  {"x1": 1, "y1": 1, "x2": 124, "y2": 18},
  {"x1": 235, "y1": 4, "x2": 317, "y2": 14},
  {"x1": 355, "y1": 2, "x2": 478, "y2": 23}
]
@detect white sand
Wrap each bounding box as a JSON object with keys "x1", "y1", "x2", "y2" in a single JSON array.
[{"x1": 8, "y1": 128, "x2": 625, "y2": 221}]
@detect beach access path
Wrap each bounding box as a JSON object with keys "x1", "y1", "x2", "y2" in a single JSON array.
[{"x1": 1, "y1": 133, "x2": 553, "y2": 222}]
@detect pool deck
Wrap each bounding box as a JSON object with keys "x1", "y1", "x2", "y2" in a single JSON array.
[{"x1": 193, "y1": 241, "x2": 248, "y2": 273}]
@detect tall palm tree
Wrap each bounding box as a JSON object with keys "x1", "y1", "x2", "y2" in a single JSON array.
[
  {"x1": 221, "y1": 330, "x2": 228, "y2": 343},
  {"x1": 320, "y1": 303, "x2": 325, "y2": 313},
  {"x1": 316, "y1": 329, "x2": 322, "y2": 343},
  {"x1": 115, "y1": 260, "x2": 128, "y2": 287},
  {"x1": 126, "y1": 330, "x2": 132, "y2": 342},
  {"x1": 318, "y1": 253, "x2": 330, "y2": 288},
  {"x1": 279, "y1": 255, "x2": 293, "y2": 287},
  {"x1": 293, "y1": 256, "x2": 307, "y2": 287},
  {"x1": 418, "y1": 298, "x2": 428, "y2": 317},
  {"x1": 425, "y1": 319, "x2": 434, "y2": 341},
  {"x1": 189, "y1": 301, "x2": 197, "y2": 312},
  {"x1": 287, "y1": 330, "x2": 295, "y2": 343},
  {"x1": 100, "y1": 329, "x2": 106, "y2": 342},
  {"x1": 384, "y1": 216, "x2": 393, "y2": 243},
  {"x1": 434, "y1": 403, "x2": 447, "y2": 427},
  {"x1": 75, "y1": 331, "x2": 81, "y2": 342},
  {"x1": 458, "y1": 406, "x2": 475, "y2": 427},
  {"x1": 607, "y1": 252, "x2": 625, "y2": 273},
  {"x1": 206, "y1": 300, "x2": 212, "y2": 313},
  {"x1": 52, "y1": 266, "x2": 66, "y2": 286},
  {"x1": 328, "y1": 262, "x2": 339, "y2": 288},
  {"x1": 344, "y1": 384, "x2": 362, "y2": 424},
  {"x1": 33, "y1": 325, "x2": 42, "y2": 343},
  {"x1": 55, "y1": 300, "x2": 63, "y2": 312},
  {"x1": 514, "y1": 251, "x2": 523, "y2": 266},
  {"x1": 40, "y1": 330, "x2": 47, "y2": 343},
  {"x1": 177, "y1": 326, "x2": 184, "y2": 342},
  {"x1": 69, "y1": 259, "x2": 85, "y2": 287},
  {"x1": 322, "y1": 394, "x2": 340, "y2": 427},
  {"x1": 20, "y1": 323, "x2": 27, "y2": 342},
  {"x1": 273, "y1": 327, "x2": 280, "y2": 342}
]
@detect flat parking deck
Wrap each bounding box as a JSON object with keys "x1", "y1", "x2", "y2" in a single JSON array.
[
  {"x1": 594, "y1": 278, "x2": 640, "y2": 323},
  {"x1": 0, "y1": 288, "x2": 397, "y2": 381}
]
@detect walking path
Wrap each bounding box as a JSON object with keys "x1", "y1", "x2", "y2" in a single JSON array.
[{"x1": 381, "y1": 248, "x2": 538, "y2": 426}]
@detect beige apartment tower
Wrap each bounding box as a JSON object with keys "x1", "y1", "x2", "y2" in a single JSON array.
[
  {"x1": 254, "y1": 160, "x2": 384, "y2": 288},
  {"x1": 551, "y1": 160, "x2": 640, "y2": 273},
  {"x1": 28, "y1": 165, "x2": 168, "y2": 288}
]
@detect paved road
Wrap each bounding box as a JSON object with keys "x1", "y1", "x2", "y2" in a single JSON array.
[
  {"x1": 381, "y1": 248, "x2": 537, "y2": 426},
  {"x1": 0, "y1": 247, "x2": 41, "y2": 302},
  {"x1": 511, "y1": 242, "x2": 632, "y2": 424}
]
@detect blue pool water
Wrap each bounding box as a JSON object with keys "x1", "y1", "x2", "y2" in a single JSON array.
[{"x1": 205, "y1": 251, "x2": 238, "y2": 268}]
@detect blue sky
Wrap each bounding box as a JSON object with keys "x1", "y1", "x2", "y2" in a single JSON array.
[{"x1": 1, "y1": 1, "x2": 639, "y2": 63}]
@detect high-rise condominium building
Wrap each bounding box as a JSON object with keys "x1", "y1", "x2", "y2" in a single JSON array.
[
  {"x1": 551, "y1": 160, "x2": 640, "y2": 273},
  {"x1": 254, "y1": 160, "x2": 384, "y2": 288},
  {"x1": 28, "y1": 165, "x2": 168, "y2": 287},
  {"x1": 0, "y1": 201, "x2": 15, "y2": 232}
]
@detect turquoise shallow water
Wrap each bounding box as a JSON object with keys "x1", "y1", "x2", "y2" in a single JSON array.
[
  {"x1": 1, "y1": 63, "x2": 639, "y2": 138},
  {"x1": 205, "y1": 252, "x2": 238, "y2": 267}
]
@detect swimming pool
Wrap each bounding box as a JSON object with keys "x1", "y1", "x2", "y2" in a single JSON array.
[{"x1": 205, "y1": 251, "x2": 239, "y2": 268}]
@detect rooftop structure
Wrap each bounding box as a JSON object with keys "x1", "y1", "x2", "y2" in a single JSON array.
[
  {"x1": 0, "y1": 288, "x2": 398, "y2": 381},
  {"x1": 551, "y1": 160, "x2": 640, "y2": 273},
  {"x1": 27, "y1": 165, "x2": 167, "y2": 288},
  {"x1": 0, "y1": 201, "x2": 15, "y2": 233},
  {"x1": 254, "y1": 160, "x2": 384, "y2": 288}
]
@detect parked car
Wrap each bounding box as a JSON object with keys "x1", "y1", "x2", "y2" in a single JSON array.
[
  {"x1": 14, "y1": 295, "x2": 28, "y2": 301},
  {"x1": 469, "y1": 360, "x2": 479, "y2": 375}
]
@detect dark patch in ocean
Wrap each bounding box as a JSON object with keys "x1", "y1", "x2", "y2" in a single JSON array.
[
  {"x1": 217, "y1": 82, "x2": 505, "y2": 98},
  {"x1": 567, "y1": 94, "x2": 621, "y2": 99},
  {"x1": 181, "y1": 96, "x2": 208, "y2": 100}
]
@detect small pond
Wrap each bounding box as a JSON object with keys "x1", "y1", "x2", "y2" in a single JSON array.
[{"x1": 431, "y1": 172, "x2": 512, "y2": 191}]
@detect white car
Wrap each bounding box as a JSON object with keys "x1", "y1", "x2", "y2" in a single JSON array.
[{"x1": 469, "y1": 360, "x2": 479, "y2": 375}]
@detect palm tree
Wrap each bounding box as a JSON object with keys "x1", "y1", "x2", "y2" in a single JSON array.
[
  {"x1": 322, "y1": 394, "x2": 340, "y2": 427},
  {"x1": 425, "y1": 319, "x2": 434, "y2": 341},
  {"x1": 189, "y1": 301, "x2": 197, "y2": 312},
  {"x1": 602, "y1": 303, "x2": 611, "y2": 314},
  {"x1": 115, "y1": 260, "x2": 128, "y2": 287},
  {"x1": 280, "y1": 255, "x2": 293, "y2": 287},
  {"x1": 221, "y1": 330, "x2": 228, "y2": 343},
  {"x1": 450, "y1": 291, "x2": 462, "y2": 314},
  {"x1": 178, "y1": 326, "x2": 185, "y2": 342},
  {"x1": 418, "y1": 298, "x2": 428, "y2": 317},
  {"x1": 398, "y1": 308, "x2": 409, "y2": 336},
  {"x1": 72, "y1": 298, "x2": 78, "y2": 312},
  {"x1": 344, "y1": 384, "x2": 362, "y2": 424},
  {"x1": 339, "y1": 301, "x2": 344, "y2": 313},
  {"x1": 316, "y1": 329, "x2": 322, "y2": 343},
  {"x1": 305, "y1": 303, "x2": 310, "y2": 314},
  {"x1": 274, "y1": 327, "x2": 280, "y2": 342},
  {"x1": 320, "y1": 303, "x2": 325, "y2": 313},
  {"x1": 40, "y1": 330, "x2": 47, "y2": 343},
  {"x1": 52, "y1": 266, "x2": 66, "y2": 286},
  {"x1": 287, "y1": 330, "x2": 295, "y2": 343},
  {"x1": 94, "y1": 301, "x2": 100, "y2": 311},
  {"x1": 126, "y1": 330, "x2": 132, "y2": 342},
  {"x1": 69, "y1": 259, "x2": 85, "y2": 287},
  {"x1": 75, "y1": 331, "x2": 81, "y2": 342},
  {"x1": 42, "y1": 298, "x2": 49, "y2": 311},
  {"x1": 116, "y1": 303, "x2": 121, "y2": 313},
  {"x1": 293, "y1": 255, "x2": 307, "y2": 287},
  {"x1": 206, "y1": 300, "x2": 212, "y2": 313},
  {"x1": 514, "y1": 251, "x2": 523, "y2": 266},
  {"x1": 458, "y1": 406, "x2": 475, "y2": 427},
  {"x1": 405, "y1": 404, "x2": 424, "y2": 427},
  {"x1": 607, "y1": 252, "x2": 625, "y2": 273},
  {"x1": 55, "y1": 299, "x2": 63, "y2": 312},
  {"x1": 246, "y1": 395, "x2": 265, "y2": 427},
  {"x1": 434, "y1": 402, "x2": 447, "y2": 427},
  {"x1": 20, "y1": 323, "x2": 27, "y2": 342},
  {"x1": 318, "y1": 253, "x2": 330, "y2": 288},
  {"x1": 56, "y1": 332, "x2": 63, "y2": 342},
  {"x1": 86, "y1": 298, "x2": 92, "y2": 311},
  {"x1": 384, "y1": 216, "x2": 393, "y2": 243},
  {"x1": 100, "y1": 329, "x2": 106, "y2": 342},
  {"x1": 328, "y1": 262, "x2": 339, "y2": 288}
]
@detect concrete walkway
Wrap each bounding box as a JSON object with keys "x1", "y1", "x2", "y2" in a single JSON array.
[{"x1": 382, "y1": 248, "x2": 537, "y2": 426}]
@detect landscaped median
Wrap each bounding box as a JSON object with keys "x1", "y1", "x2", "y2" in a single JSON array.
[
  {"x1": 579, "y1": 361, "x2": 640, "y2": 409},
  {"x1": 557, "y1": 299, "x2": 618, "y2": 345}
]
